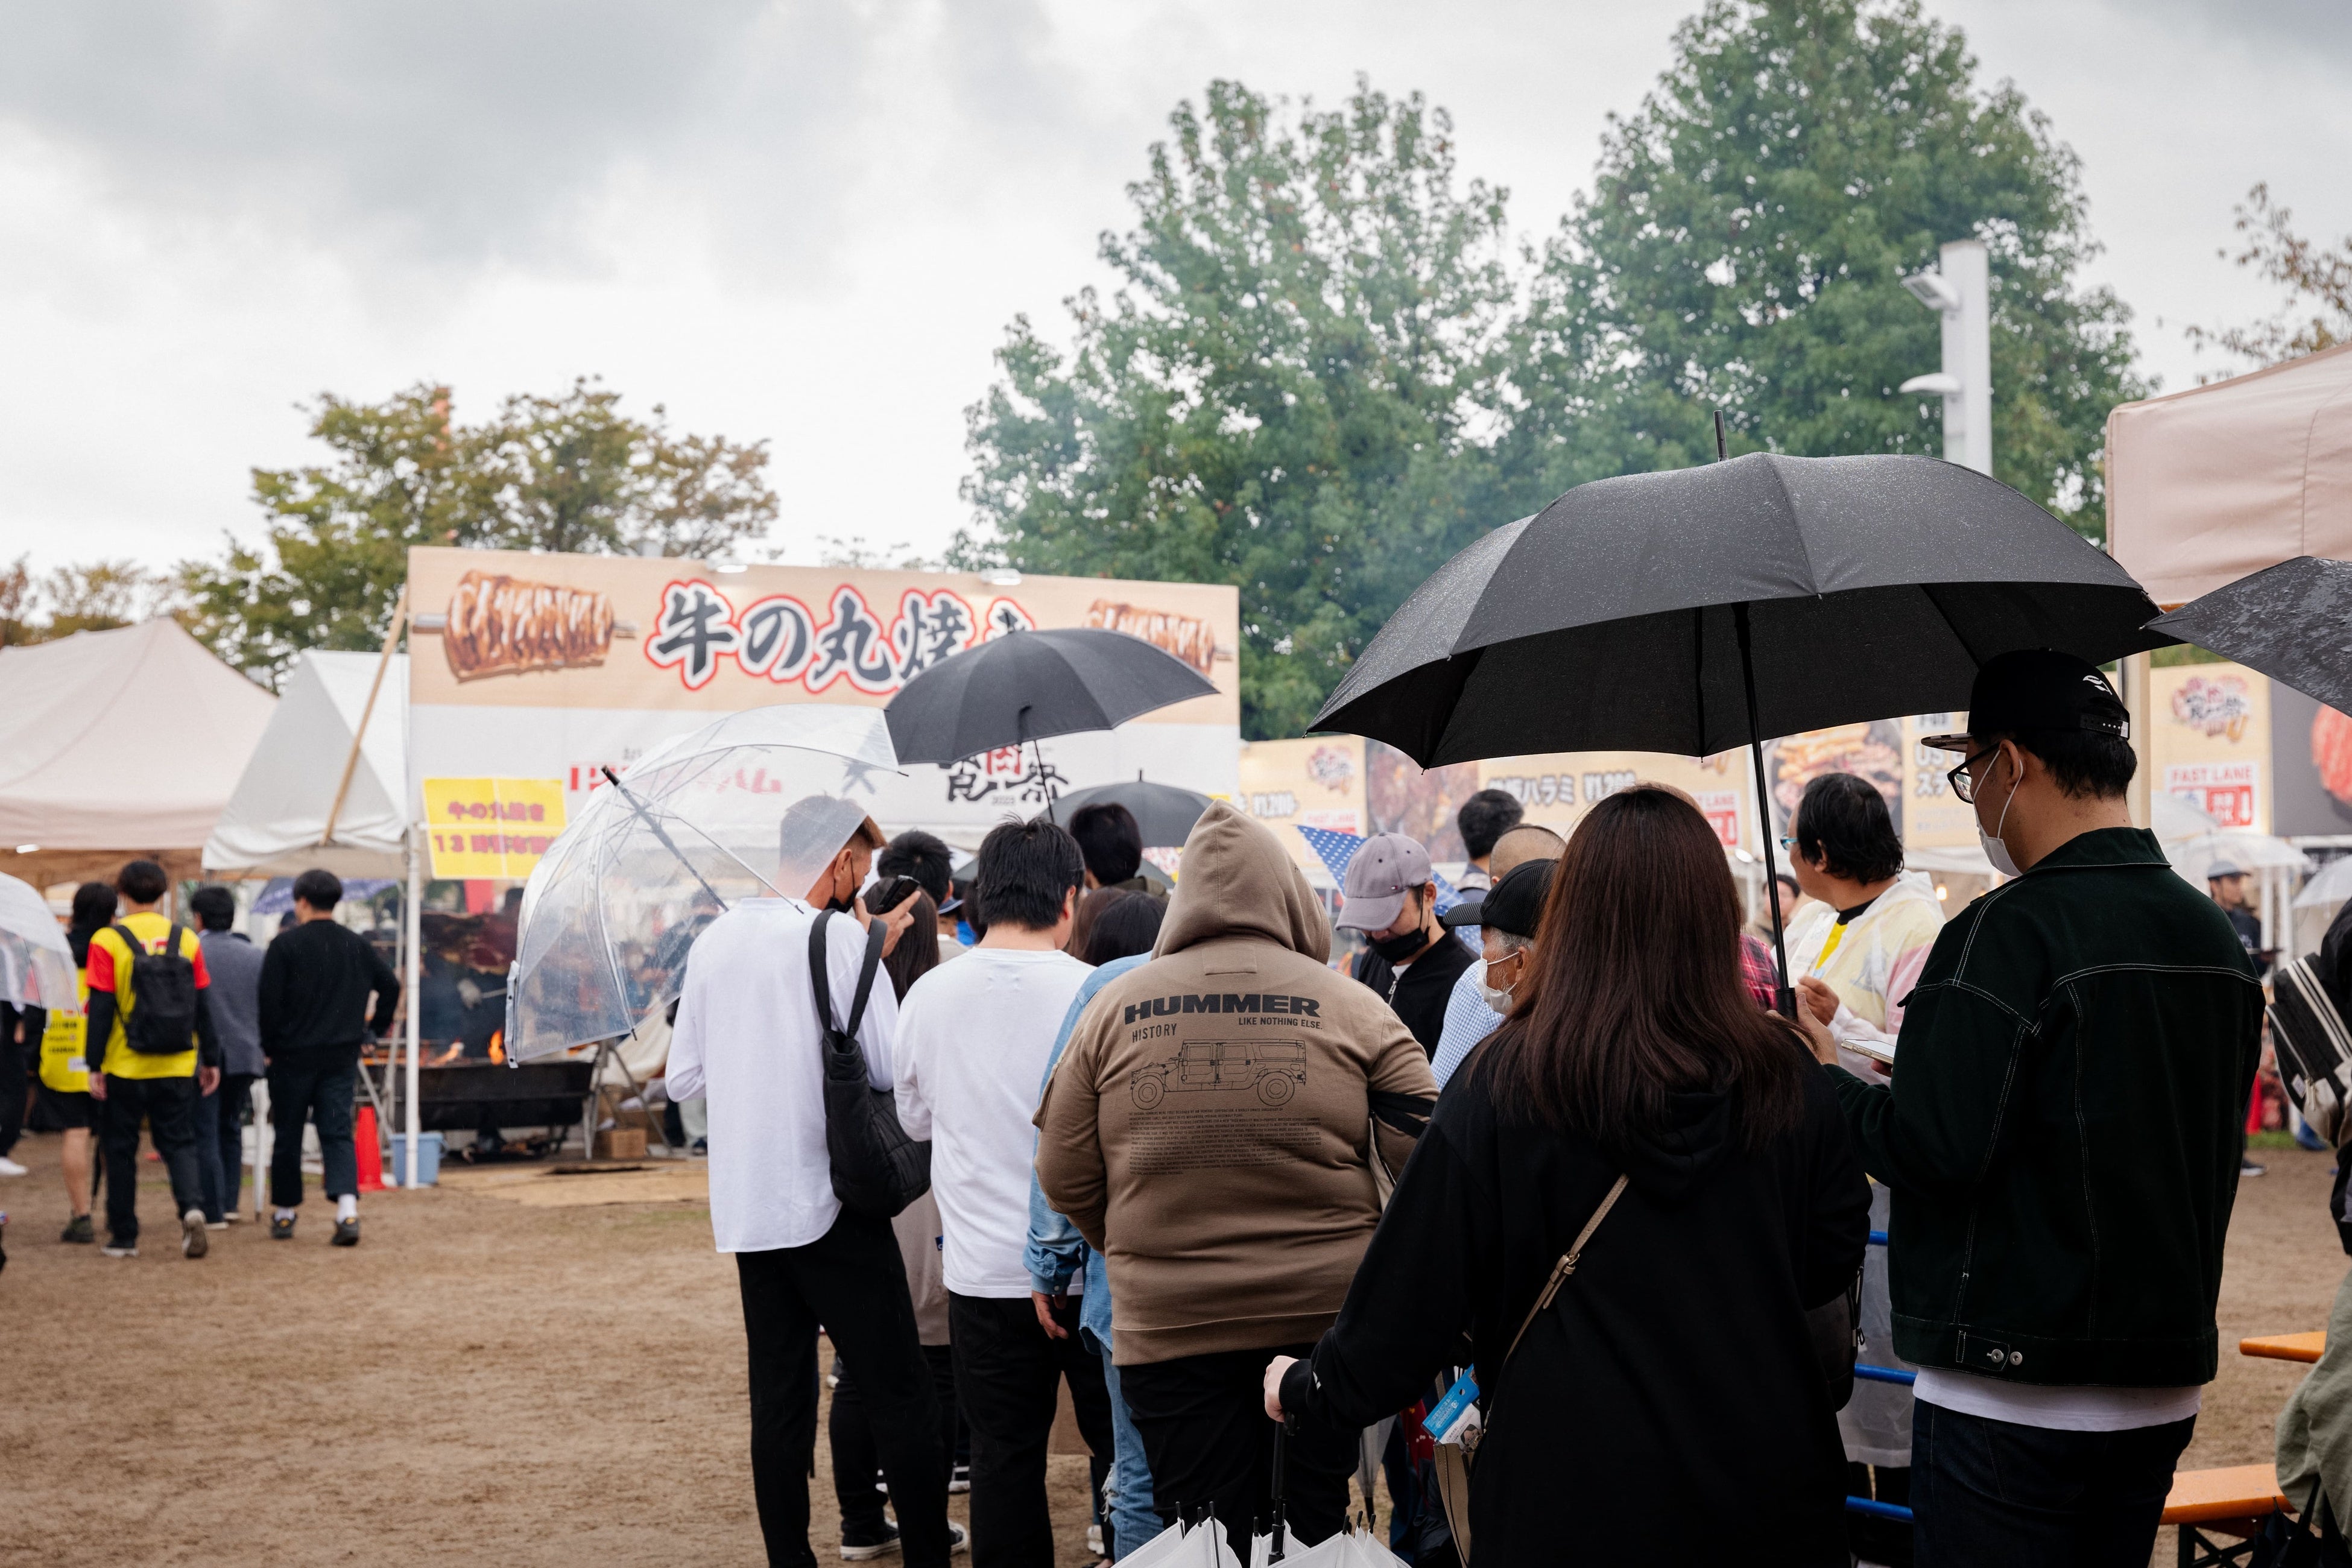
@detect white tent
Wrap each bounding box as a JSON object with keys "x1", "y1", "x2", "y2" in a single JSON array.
[
  {"x1": 205, "y1": 651, "x2": 408, "y2": 879},
  {"x1": 0, "y1": 619, "x2": 276, "y2": 888}
]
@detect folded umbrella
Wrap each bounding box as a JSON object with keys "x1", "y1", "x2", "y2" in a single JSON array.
[
  {"x1": 884, "y1": 627, "x2": 1218, "y2": 766},
  {"x1": 0, "y1": 871, "x2": 77, "y2": 1013},
  {"x1": 2148, "y1": 555, "x2": 2352, "y2": 713},
  {"x1": 1041, "y1": 777, "x2": 1213, "y2": 848}
]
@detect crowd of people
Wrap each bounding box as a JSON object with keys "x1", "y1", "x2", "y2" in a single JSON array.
[{"x1": 657, "y1": 646, "x2": 2270, "y2": 1568}]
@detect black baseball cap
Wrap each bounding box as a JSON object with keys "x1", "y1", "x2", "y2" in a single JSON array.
[
  {"x1": 1440, "y1": 858, "x2": 1555, "y2": 940},
  {"x1": 1920, "y1": 649, "x2": 2130, "y2": 754}
]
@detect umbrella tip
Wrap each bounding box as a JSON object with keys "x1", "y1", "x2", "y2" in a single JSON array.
[{"x1": 1713, "y1": 409, "x2": 1728, "y2": 463}]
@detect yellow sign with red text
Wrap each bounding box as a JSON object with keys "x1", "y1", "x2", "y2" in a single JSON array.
[{"x1": 422, "y1": 777, "x2": 569, "y2": 879}]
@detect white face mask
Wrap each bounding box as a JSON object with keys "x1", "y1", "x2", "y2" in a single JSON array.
[
  {"x1": 1976, "y1": 750, "x2": 2023, "y2": 879},
  {"x1": 1476, "y1": 952, "x2": 1522, "y2": 1014}
]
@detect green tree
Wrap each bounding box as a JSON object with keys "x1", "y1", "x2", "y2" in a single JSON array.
[
  {"x1": 1506, "y1": 0, "x2": 2142, "y2": 537},
  {"x1": 0, "y1": 554, "x2": 180, "y2": 644},
  {"x1": 2184, "y1": 182, "x2": 2352, "y2": 378},
  {"x1": 182, "y1": 378, "x2": 778, "y2": 686},
  {"x1": 958, "y1": 79, "x2": 1519, "y2": 739}
]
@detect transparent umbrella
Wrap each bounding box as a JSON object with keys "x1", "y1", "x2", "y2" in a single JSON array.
[
  {"x1": 0, "y1": 870, "x2": 78, "y2": 1013},
  {"x1": 507, "y1": 704, "x2": 900, "y2": 1062}
]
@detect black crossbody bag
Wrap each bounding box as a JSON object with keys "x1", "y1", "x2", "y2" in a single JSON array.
[{"x1": 809, "y1": 911, "x2": 931, "y2": 1219}]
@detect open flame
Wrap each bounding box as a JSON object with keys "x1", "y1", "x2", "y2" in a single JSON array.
[{"x1": 488, "y1": 1030, "x2": 505, "y2": 1064}]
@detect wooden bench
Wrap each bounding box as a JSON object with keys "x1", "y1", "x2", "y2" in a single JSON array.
[{"x1": 2162, "y1": 1464, "x2": 2293, "y2": 1567}]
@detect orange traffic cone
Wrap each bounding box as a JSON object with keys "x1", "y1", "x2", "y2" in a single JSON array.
[{"x1": 356, "y1": 1105, "x2": 387, "y2": 1192}]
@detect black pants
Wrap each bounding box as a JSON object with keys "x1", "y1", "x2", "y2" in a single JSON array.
[
  {"x1": 198, "y1": 1073, "x2": 256, "y2": 1221},
  {"x1": 736, "y1": 1212, "x2": 953, "y2": 1568},
  {"x1": 267, "y1": 1049, "x2": 358, "y2": 1208},
  {"x1": 949, "y1": 1291, "x2": 1115, "y2": 1567},
  {"x1": 1119, "y1": 1344, "x2": 1357, "y2": 1565},
  {"x1": 100, "y1": 1073, "x2": 204, "y2": 1244},
  {"x1": 1911, "y1": 1400, "x2": 2193, "y2": 1567},
  {"x1": 0, "y1": 1020, "x2": 25, "y2": 1158},
  {"x1": 833, "y1": 1343, "x2": 958, "y2": 1534}
]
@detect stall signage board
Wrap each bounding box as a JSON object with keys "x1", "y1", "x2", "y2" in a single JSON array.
[{"x1": 422, "y1": 777, "x2": 569, "y2": 878}]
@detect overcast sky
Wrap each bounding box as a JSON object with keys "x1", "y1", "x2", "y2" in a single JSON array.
[{"x1": 1, "y1": 0, "x2": 2344, "y2": 580}]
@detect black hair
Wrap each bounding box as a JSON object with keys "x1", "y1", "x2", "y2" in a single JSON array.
[
  {"x1": 975, "y1": 818, "x2": 1086, "y2": 932},
  {"x1": 292, "y1": 867, "x2": 344, "y2": 911},
  {"x1": 877, "y1": 830, "x2": 955, "y2": 905},
  {"x1": 1793, "y1": 773, "x2": 1905, "y2": 885},
  {"x1": 189, "y1": 884, "x2": 238, "y2": 932},
  {"x1": 1458, "y1": 789, "x2": 1526, "y2": 861},
  {"x1": 952, "y1": 876, "x2": 984, "y2": 938},
  {"x1": 1976, "y1": 727, "x2": 2139, "y2": 801},
  {"x1": 69, "y1": 882, "x2": 117, "y2": 966},
  {"x1": 1083, "y1": 893, "x2": 1165, "y2": 966},
  {"x1": 116, "y1": 859, "x2": 168, "y2": 905},
  {"x1": 882, "y1": 891, "x2": 942, "y2": 1001},
  {"x1": 1067, "y1": 802, "x2": 1143, "y2": 887}
]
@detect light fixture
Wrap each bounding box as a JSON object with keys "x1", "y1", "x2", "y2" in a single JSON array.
[
  {"x1": 978, "y1": 567, "x2": 1023, "y2": 587},
  {"x1": 1935, "y1": 883, "x2": 1950, "y2": 902},
  {"x1": 1901, "y1": 270, "x2": 1962, "y2": 314},
  {"x1": 711, "y1": 558, "x2": 748, "y2": 575},
  {"x1": 14, "y1": 843, "x2": 37, "y2": 853},
  {"x1": 1898, "y1": 371, "x2": 1961, "y2": 396}
]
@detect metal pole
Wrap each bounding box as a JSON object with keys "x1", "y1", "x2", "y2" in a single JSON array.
[
  {"x1": 405, "y1": 823, "x2": 423, "y2": 1187},
  {"x1": 1737, "y1": 603, "x2": 1796, "y2": 1020},
  {"x1": 322, "y1": 586, "x2": 406, "y2": 848}
]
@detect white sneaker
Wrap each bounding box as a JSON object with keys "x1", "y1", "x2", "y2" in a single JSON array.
[
  {"x1": 947, "y1": 1524, "x2": 968, "y2": 1557},
  {"x1": 182, "y1": 1207, "x2": 209, "y2": 1259},
  {"x1": 0, "y1": 1156, "x2": 28, "y2": 1177},
  {"x1": 1087, "y1": 1523, "x2": 1104, "y2": 1557}
]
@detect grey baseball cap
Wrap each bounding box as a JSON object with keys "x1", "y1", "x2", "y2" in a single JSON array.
[{"x1": 1336, "y1": 832, "x2": 1434, "y2": 932}]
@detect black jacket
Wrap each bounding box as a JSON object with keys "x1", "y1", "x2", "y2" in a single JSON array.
[
  {"x1": 1353, "y1": 932, "x2": 1476, "y2": 1058},
  {"x1": 259, "y1": 919, "x2": 400, "y2": 1058},
  {"x1": 1282, "y1": 1056, "x2": 1868, "y2": 1565},
  {"x1": 1830, "y1": 826, "x2": 2265, "y2": 1388}
]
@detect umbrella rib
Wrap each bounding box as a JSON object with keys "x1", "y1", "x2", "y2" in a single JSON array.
[
  {"x1": 1917, "y1": 583, "x2": 1982, "y2": 665},
  {"x1": 1763, "y1": 457, "x2": 1824, "y2": 595}
]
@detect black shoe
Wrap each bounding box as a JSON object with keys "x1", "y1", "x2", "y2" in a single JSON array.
[
  {"x1": 60, "y1": 1214, "x2": 93, "y2": 1244},
  {"x1": 840, "y1": 1519, "x2": 900, "y2": 1561},
  {"x1": 270, "y1": 1214, "x2": 296, "y2": 1240},
  {"x1": 332, "y1": 1218, "x2": 361, "y2": 1247}
]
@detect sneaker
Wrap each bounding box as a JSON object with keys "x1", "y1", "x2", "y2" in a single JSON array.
[
  {"x1": 0, "y1": 1155, "x2": 27, "y2": 1177},
  {"x1": 948, "y1": 1523, "x2": 968, "y2": 1556},
  {"x1": 270, "y1": 1214, "x2": 297, "y2": 1240},
  {"x1": 60, "y1": 1214, "x2": 94, "y2": 1244},
  {"x1": 2243, "y1": 1157, "x2": 2269, "y2": 1177},
  {"x1": 948, "y1": 1462, "x2": 970, "y2": 1495},
  {"x1": 205, "y1": 1219, "x2": 229, "y2": 1231},
  {"x1": 332, "y1": 1218, "x2": 361, "y2": 1247},
  {"x1": 1087, "y1": 1522, "x2": 1104, "y2": 1557},
  {"x1": 182, "y1": 1208, "x2": 209, "y2": 1259},
  {"x1": 102, "y1": 1239, "x2": 137, "y2": 1258},
  {"x1": 839, "y1": 1519, "x2": 900, "y2": 1561}
]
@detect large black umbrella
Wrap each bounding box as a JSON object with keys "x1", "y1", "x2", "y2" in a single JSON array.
[
  {"x1": 884, "y1": 627, "x2": 1218, "y2": 765},
  {"x1": 1040, "y1": 777, "x2": 1213, "y2": 847},
  {"x1": 2148, "y1": 556, "x2": 2352, "y2": 711},
  {"x1": 1312, "y1": 444, "x2": 2170, "y2": 1011}
]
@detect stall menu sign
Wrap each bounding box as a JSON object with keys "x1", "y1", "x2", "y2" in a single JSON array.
[{"x1": 423, "y1": 777, "x2": 568, "y2": 878}]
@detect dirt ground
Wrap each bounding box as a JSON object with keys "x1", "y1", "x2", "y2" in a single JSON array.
[{"x1": 1, "y1": 1132, "x2": 2342, "y2": 1567}]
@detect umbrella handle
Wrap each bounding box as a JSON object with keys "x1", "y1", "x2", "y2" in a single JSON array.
[{"x1": 1733, "y1": 607, "x2": 1797, "y2": 1020}]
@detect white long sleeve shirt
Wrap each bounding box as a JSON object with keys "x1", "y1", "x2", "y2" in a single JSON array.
[{"x1": 667, "y1": 899, "x2": 898, "y2": 1254}]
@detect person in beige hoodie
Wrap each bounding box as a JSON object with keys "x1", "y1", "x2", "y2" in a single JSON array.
[{"x1": 1035, "y1": 801, "x2": 1434, "y2": 1558}]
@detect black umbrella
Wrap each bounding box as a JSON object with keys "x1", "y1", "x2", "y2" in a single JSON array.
[
  {"x1": 1041, "y1": 777, "x2": 1213, "y2": 848},
  {"x1": 884, "y1": 627, "x2": 1218, "y2": 766},
  {"x1": 1312, "y1": 435, "x2": 2169, "y2": 1012},
  {"x1": 2148, "y1": 556, "x2": 2352, "y2": 711}
]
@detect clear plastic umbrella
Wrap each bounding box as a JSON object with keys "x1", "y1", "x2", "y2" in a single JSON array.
[
  {"x1": 0, "y1": 870, "x2": 78, "y2": 1013},
  {"x1": 507, "y1": 704, "x2": 900, "y2": 1062}
]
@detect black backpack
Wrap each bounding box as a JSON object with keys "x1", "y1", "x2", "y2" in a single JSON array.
[
  {"x1": 809, "y1": 911, "x2": 931, "y2": 1219},
  {"x1": 115, "y1": 923, "x2": 200, "y2": 1056}
]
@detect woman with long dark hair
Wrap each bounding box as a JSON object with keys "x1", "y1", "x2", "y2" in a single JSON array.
[{"x1": 1266, "y1": 787, "x2": 1869, "y2": 1563}]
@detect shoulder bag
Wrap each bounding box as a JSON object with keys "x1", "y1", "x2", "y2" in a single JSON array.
[{"x1": 809, "y1": 909, "x2": 931, "y2": 1219}]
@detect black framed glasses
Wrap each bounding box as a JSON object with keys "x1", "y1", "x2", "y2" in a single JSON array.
[{"x1": 1948, "y1": 745, "x2": 1999, "y2": 805}]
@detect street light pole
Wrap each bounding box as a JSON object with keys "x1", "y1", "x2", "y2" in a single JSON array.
[{"x1": 1899, "y1": 238, "x2": 1992, "y2": 476}]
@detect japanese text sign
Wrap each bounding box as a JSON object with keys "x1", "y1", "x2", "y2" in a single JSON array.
[{"x1": 422, "y1": 777, "x2": 569, "y2": 879}]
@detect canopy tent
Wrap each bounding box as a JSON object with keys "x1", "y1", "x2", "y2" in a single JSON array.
[
  {"x1": 2107, "y1": 341, "x2": 2352, "y2": 607},
  {"x1": 206, "y1": 651, "x2": 408, "y2": 879},
  {"x1": 0, "y1": 619, "x2": 276, "y2": 890}
]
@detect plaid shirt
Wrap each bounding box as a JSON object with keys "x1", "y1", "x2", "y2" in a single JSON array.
[{"x1": 1739, "y1": 934, "x2": 1780, "y2": 1011}]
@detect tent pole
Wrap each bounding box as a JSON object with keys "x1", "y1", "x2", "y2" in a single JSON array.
[
  {"x1": 1735, "y1": 602, "x2": 1796, "y2": 1019},
  {"x1": 323, "y1": 586, "x2": 407, "y2": 849},
  {"x1": 405, "y1": 821, "x2": 423, "y2": 1187}
]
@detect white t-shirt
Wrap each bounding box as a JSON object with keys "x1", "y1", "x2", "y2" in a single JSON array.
[
  {"x1": 666, "y1": 899, "x2": 897, "y2": 1254},
  {"x1": 894, "y1": 946, "x2": 1092, "y2": 1298},
  {"x1": 1913, "y1": 1368, "x2": 2202, "y2": 1432}
]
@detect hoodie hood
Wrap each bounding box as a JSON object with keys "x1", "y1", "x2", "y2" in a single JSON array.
[
  {"x1": 1617, "y1": 1089, "x2": 1733, "y2": 1204},
  {"x1": 1155, "y1": 800, "x2": 1331, "y2": 963}
]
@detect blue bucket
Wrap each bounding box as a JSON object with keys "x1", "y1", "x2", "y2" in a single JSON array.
[{"x1": 388, "y1": 1132, "x2": 445, "y2": 1187}]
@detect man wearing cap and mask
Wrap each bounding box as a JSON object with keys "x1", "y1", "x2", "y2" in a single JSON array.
[
  {"x1": 1429, "y1": 827, "x2": 1564, "y2": 1089},
  {"x1": 1341, "y1": 833, "x2": 1476, "y2": 1058},
  {"x1": 1799, "y1": 650, "x2": 2265, "y2": 1567},
  {"x1": 2205, "y1": 859, "x2": 2268, "y2": 973},
  {"x1": 666, "y1": 796, "x2": 957, "y2": 1567}
]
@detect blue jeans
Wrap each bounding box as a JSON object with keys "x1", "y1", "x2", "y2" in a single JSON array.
[
  {"x1": 196, "y1": 1073, "x2": 256, "y2": 1222},
  {"x1": 1094, "y1": 1336, "x2": 1160, "y2": 1560},
  {"x1": 1911, "y1": 1399, "x2": 2194, "y2": 1568}
]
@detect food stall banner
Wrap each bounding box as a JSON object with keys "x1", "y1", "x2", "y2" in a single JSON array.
[
  {"x1": 1235, "y1": 738, "x2": 1370, "y2": 878},
  {"x1": 405, "y1": 548, "x2": 1241, "y2": 849},
  {"x1": 2146, "y1": 663, "x2": 2273, "y2": 834},
  {"x1": 421, "y1": 777, "x2": 569, "y2": 878}
]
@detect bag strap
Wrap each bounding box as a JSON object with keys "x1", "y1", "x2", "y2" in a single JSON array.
[
  {"x1": 1501, "y1": 1174, "x2": 1630, "y2": 1370},
  {"x1": 807, "y1": 909, "x2": 888, "y2": 1040}
]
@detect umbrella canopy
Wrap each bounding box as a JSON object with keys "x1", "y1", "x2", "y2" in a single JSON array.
[
  {"x1": 2148, "y1": 557, "x2": 2352, "y2": 714},
  {"x1": 2296, "y1": 855, "x2": 2352, "y2": 912},
  {"x1": 0, "y1": 870, "x2": 77, "y2": 1013},
  {"x1": 2164, "y1": 829, "x2": 2312, "y2": 887},
  {"x1": 1312, "y1": 453, "x2": 2169, "y2": 766},
  {"x1": 1042, "y1": 778, "x2": 1213, "y2": 849},
  {"x1": 507, "y1": 704, "x2": 899, "y2": 1062},
  {"x1": 885, "y1": 627, "x2": 1218, "y2": 765}
]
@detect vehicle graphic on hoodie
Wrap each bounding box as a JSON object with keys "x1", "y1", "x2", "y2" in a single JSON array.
[{"x1": 1131, "y1": 1040, "x2": 1306, "y2": 1108}]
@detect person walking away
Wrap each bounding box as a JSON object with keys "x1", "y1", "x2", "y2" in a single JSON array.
[
  {"x1": 668, "y1": 796, "x2": 958, "y2": 1568},
  {"x1": 42, "y1": 884, "x2": 116, "y2": 1241},
  {"x1": 1451, "y1": 789, "x2": 1523, "y2": 895},
  {"x1": 86, "y1": 859, "x2": 223, "y2": 1259},
  {"x1": 896, "y1": 818, "x2": 1113, "y2": 1566},
  {"x1": 0, "y1": 998, "x2": 32, "y2": 1178},
  {"x1": 1429, "y1": 825, "x2": 1563, "y2": 1089},
  {"x1": 1028, "y1": 892, "x2": 1169, "y2": 1560},
  {"x1": 1813, "y1": 650, "x2": 2265, "y2": 1567},
  {"x1": 258, "y1": 869, "x2": 399, "y2": 1247},
  {"x1": 1069, "y1": 803, "x2": 1162, "y2": 902},
  {"x1": 189, "y1": 884, "x2": 264, "y2": 1227},
  {"x1": 1776, "y1": 771, "x2": 1943, "y2": 1555},
  {"x1": 1266, "y1": 787, "x2": 1870, "y2": 1563},
  {"x1": 1341, "y1": 833, "x2": 1475, "y2": 1059},
  {"x1": 1037, "y1": 803, "x2": 1436, "y2": 1561}
]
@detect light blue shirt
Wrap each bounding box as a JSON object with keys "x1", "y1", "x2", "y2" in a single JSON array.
[
  {"x1": 1430, "y1": 959, "x2": 1504, "y2": 1089},
  {"x1": 1025, "y1": 953, "x2": 1150, "y2": 1344}
]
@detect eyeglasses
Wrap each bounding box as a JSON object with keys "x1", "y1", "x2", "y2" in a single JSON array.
[{"x1": 1948, "y1": 746, "x2": 2000, "y2": 805}]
